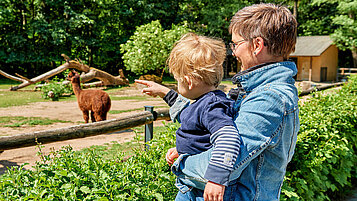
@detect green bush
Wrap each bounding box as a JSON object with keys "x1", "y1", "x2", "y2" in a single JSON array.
[
  {"x1": 41, "y1": 71, "x2": 72, "y2": 101},
  {"x1": 281, "y1": 75, "x2": 357, "y2": 200},
  {"x1": 0, "y1": 122, "x2": 179, "y2": 200},
  {"x1": 1, "y1": 76, "x2": 356, "y2": 200},
  {"x1": 120, "y1": 20, "x2": 191, "y2": 75}
]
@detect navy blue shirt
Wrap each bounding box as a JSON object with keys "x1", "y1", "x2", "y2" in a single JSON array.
[{"x1": 176, "y1": 90, "x2": 236, "y2": 155}]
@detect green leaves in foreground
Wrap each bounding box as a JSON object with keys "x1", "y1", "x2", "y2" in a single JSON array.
[
  {"x1": 0, "y1": 76, "x2": 356, "y2": 201},
  {"x1": 281, "y1": 75, "x2": 357, "y2": 201},
  {"x1": 0, "y1": 122, "x2": 179, "y2": 201}
]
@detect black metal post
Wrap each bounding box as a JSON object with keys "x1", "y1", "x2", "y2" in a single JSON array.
[{"x1": 144, "y1": 106, "x2": 154, "y2": 150}]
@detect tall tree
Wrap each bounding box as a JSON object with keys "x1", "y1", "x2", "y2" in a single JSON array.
[{"x1": 312, "y1": 0, "x2": 356, "y2": 67}]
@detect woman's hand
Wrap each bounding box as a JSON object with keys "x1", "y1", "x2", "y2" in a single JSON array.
[
  {"x1": 204, "y1": 181, "x2": 225, "y2": 201},
  {"x1": 165, "y1": 147, "x2": 179, "y2": 165},
  {"x1": 135, "y1": 80, "x2": 170, "y2": 98}
]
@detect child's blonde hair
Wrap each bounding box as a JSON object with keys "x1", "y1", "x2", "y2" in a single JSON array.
[{"x1": 167, "y1": 33, "x2": 226, "y2": 87}]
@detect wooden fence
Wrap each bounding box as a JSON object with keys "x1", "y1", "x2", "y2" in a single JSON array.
[
  {"x1": 337, "y1": 68, "x2": 357, "y2": 81},
  {"x1": 0, "y1": 107, "x2": 170, "y2": 151},
  {"x1": 0, "y1": 80, "x2": 347, "y2": 152},
  {"x1": 299, "y1": 82, "x2": 344, "y2": 96}
]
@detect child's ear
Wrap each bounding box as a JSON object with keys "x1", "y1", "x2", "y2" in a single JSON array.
[{"x1": 184, "y1": 76, "x2": 194, "y2": 90}]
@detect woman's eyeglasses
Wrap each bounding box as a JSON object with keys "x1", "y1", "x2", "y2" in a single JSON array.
[{"x1": 229, "y1": 39, "x2": 246, "y2": 51}]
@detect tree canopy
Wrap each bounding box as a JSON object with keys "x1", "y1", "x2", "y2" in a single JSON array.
[{"x1": 0, "y1": 0, "x2": 354, "y2": 78}]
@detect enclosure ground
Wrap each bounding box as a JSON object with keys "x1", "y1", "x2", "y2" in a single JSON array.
[
  {"x1": 0, "y1": 81, "x2": 342, "y2": 176},
  {"x1": 0, "y1": 83, "x2": 173, "y2": 174}
]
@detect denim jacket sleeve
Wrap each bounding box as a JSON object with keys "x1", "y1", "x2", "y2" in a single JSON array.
[
  {"x1": 169, "y1": 94, "x2": 190, "y2": 123},
  {"x1": 228, "y1": 89, "x2": 285, "y2": 180}
]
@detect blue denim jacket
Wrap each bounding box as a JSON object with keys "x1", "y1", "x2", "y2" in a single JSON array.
[{"x1": 170, "y1": 61, "x2": 300, "y2": 200}]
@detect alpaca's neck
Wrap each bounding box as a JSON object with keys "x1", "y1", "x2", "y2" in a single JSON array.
[{"x1": 71, "y1": 80, "x2": 82, "y2": 96}]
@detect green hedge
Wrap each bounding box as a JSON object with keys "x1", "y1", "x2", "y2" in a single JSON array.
[
  {"x1": 0, "y1": 123, "x2": 179, "y2": 200},
  {"x1": 281, "y1": 75, "x2": 357, "y2": 200},
  {"x1": 0, "y1": 76, "x2": 356, "y2": 200}
]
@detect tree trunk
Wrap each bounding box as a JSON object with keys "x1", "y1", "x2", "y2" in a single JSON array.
[
  {"x1": 352, "y1": 48, "x2": 357, "y2": 67},
  {"x1": 0, "y1": 54, "x2": 129, "y2": 90}
]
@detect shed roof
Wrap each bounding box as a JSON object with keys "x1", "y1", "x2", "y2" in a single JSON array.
[{"x1": 290, "y1": 35, "x2": 333, "y2": 56}]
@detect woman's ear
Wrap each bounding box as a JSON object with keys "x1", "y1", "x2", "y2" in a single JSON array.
[
  {"x1": 253, "y1": 37, "x2": 265, "y2": 55},
  {"x1": 184, "y1": 76, "x2": 194, "y2": 90}
]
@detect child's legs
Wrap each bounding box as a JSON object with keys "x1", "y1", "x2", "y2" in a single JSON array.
[
  {"x1": 172, "y1": 149, "x2": 213, "y2": 190},
  {"x1": 175, "y1": 188, "x2": 204, "y2": 201}
]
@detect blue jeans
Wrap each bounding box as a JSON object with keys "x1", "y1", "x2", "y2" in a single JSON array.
[
  {"x1": 175, "y1": 188, "x2": 204, "y2": 201},
  {"x1": 175, "y1": 179, "x2": 240, "y2": 201}
]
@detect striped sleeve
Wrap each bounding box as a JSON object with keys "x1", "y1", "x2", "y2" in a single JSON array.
[{"x1": 204, "y1": 125, "x2": 241, "y2": 186}]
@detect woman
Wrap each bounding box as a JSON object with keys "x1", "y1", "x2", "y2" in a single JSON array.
[{"x1": 136, "y1": 3, "x2": 299, "y2": 201}]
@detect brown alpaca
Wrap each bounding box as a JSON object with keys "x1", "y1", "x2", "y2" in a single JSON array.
[{"x1": 67, "y1": 70, "x2": 111, "y2": 123}]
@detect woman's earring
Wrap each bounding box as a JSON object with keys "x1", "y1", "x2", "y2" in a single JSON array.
[{"x1": 254, "y1": 52, "x2": 256, "y2": 55}]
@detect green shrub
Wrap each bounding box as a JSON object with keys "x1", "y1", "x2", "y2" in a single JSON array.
[
  {"x1": 41, "y1": 74, "x2": 72, "y2": 101},
  {"x1": 0, "y1": 122, "x2": 179, "y2": 200},
  {"x1": 281, "y1": 75, "x2": 357, "y2": 200},
  {"x1": 1, "y1": 76, "x2": 356, "y2": 200},
  {"x1": 120, "y1": 20, "x2": 191, "y2": 75}
]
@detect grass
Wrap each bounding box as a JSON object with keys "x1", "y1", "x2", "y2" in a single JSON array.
[
  {"x1": 109, "y1": 108, "x2": 145, "y2": 114},
  {"x1": 0, "y1": 80, "x2": 21, "y2": 89},
  {"x1": 109, "y1": 106, "x2": 169, "y2": 114},
  {"x1": 221, "y1": 80, "x2": 234, "y2": 85},
  {"x1": 110, "y1": 95, "x2": 161, "y2": 101},
  {"x1": 0, "y1": 116, "x2": 71, "y2": 127},
  {"x1": 76, "y1": 123, "x2": 170, "y2": 159},
  {"x1": 0, "y1": 90, "x2": 47, "y2": 108}
]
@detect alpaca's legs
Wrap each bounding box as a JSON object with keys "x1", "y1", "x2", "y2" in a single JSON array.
[
  {"x1": 101, "y1": 113, "x2": 107, "y2": 121},
  {"x1": 82, "y1": 110, "x2": 89, "y2": 123},
  {"x1": 90, "y1": 111, "x2": 96, "y2": 122},
  {"x1": 93, "y1": 112, "x2": 103, "y2": 122}
]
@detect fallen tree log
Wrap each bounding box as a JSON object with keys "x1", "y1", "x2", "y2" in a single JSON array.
[
  {"x1": 0, "y1": 54, "x2": 129, "y2": 91},
  {"x1": 0, "y1": 70, "x2": 27, "y2": 83},
  {"x1": 0, "y1": 108, "x2": 170, "y2": 151},
  {"x1": 299, "y1": 82, "x2": 344, "y2": 96}
]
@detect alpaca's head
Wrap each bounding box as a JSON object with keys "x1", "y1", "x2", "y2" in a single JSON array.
[{"x1": 67, "y1": 70, "x2": 80, "y2": 82}]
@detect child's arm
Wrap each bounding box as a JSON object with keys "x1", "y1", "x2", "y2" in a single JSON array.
[
  {"x1": 134, "y1": 80, "x2": 170, "y2": 98},
  {"x1": 202, "y1": 101, "x2": 241, "y2": 187}
]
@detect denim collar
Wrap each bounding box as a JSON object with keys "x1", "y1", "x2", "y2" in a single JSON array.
[
  {"x1": 228, "y1": 61, "x2": 297, "y2": 100},
  {"x1": 232, "y1": 62, "x2": 277, "y2": 83}
]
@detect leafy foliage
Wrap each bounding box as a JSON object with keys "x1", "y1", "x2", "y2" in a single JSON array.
[
  {"x1": 0, "y1": 122, "x2": 179, "y2": 200},
  {"x1": 41, "y1": 71, "x2": 72, "y2": 101},
  {"x1": 297, "y1": 0, "x2": 338, "y2": 36},
  {"x1": 1, "y1": 77, "x2": 356, "y2": 200},
  {"x1": 120, "y1": 21, "x2": 191, "y2": 75},
  {"x1": 281, "y1": 75, "x2": 357, "y2": 200},
  {"x1": 311, "y1": 0, "x2": 357, "y2": 52}
]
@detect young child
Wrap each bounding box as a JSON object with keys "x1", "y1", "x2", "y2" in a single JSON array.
[{"x1": 136, "y1": 32, "x2": 241, "y2": 200}]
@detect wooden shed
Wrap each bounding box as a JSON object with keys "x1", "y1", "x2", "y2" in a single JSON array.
[{"x1": 289, "y1": 36, "x2": 338, "y2": 82}]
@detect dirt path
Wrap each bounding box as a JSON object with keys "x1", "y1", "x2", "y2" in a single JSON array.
[
  {"x1": 0, "y1": 81, "x2": 331, "y2": 174},
  {"x1": 0, "y1": 98, "x2": 168, "y2": 174},
  {"x1": 0, "y1": 83, "x2": 172, "y2": 174},
  {"x1": 0, "y1": 82, "x2": 235, "y2": 174}
]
